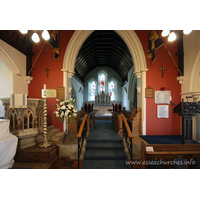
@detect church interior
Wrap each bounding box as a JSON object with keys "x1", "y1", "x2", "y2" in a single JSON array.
[{"x1": 1, "y1": 29, "x2": 200, "y2": 171}]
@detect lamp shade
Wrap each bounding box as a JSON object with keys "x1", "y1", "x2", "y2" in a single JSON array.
[
  {"x1": 183, "y1": 30, "x2": 192, "y2": 35},
  {"x1": 32, "y1": 33, "x2": 40, "y2": 43},
  {"x1": 42, "y1": 30, "x2": 50, "y2": 40},
  {"x1": 19, "y1": 30, "x2": 28, "y2": 34},
  {"x1": 161, "y1": 30, "x2": 170, "y2": 37},
  {"x1": 168, "y1": 32, "x2": 176, "y2": 42}
]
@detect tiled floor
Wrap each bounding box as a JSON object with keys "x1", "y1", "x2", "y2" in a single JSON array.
[{"x1": 51, "y1": 158, "x2": 84, "y2": 169}]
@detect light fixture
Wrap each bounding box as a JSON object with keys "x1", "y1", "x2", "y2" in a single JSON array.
[
  {"x1": 32, "y1": 32, "x2": 40, "y2": 43},
  {"x1": 42, "y1": 30, "x2": 50, "y2": 40},
  {"x1": 161, "y1": 30, "x2": 170, "y2": 37},
  {"x1": 168, "y1": 32, "x2": 176, "y2": 42},
  {"x1": 183, "y1": 30, "x2": 192, "y2": 35},
  {"x1": 19, "y1": 30, "x2": 28, "y2": 34}
]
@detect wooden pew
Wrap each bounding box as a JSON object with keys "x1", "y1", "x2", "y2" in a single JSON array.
[
  {"x1": 141, "y1": 140, "x2": 200, "y2": 169},
  {"x1": 121, "y1": 107, "x2": 141, "y2": 135}
]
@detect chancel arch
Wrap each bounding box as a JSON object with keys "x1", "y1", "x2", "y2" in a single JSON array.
[
  {"x1": 188, "y1": 50, "x2": 200, "y2": 141},
  {"x1": 62, "y1": 30, "x2": 147, "y2": 135}
]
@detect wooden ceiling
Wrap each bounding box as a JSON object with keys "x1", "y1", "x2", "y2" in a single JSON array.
[{"x1": 75, "y1": 30, "x2": 133, "y2": 85}]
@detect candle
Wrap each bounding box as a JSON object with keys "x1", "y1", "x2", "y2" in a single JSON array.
[
  {"x1": 170, "y1": 96, "x2": 172, "y2": 101},
  {"x1": 44, "y1": 84, "x2": 46, "y2": 90}
]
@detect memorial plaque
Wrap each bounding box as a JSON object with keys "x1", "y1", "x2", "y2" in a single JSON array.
[
  {"x1": 157, "y1": 105, "x2": 169, "y2": 118},
  {"x1": 57, "y1": 87, "x2": 65, "y2": 101},
  {"x1": 42, "y1": 89, "x2": 56, "y2": 98},
  {"x1": 155, "y1": 91, "x2": 171, "y2": 104},
  {"x1": 145, "y1": 86, "x2": 153, "y2": 98}
]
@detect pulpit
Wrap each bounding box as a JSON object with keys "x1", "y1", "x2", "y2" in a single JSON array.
[
  {"x1": 173, "y1": 98, "x2": 200, "y2": 144},
  {"x1": 0, "y1": 119, "x2": 18, "y2": 168}
]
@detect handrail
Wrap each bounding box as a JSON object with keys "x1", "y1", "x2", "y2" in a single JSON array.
[
  {"x1": 121, "y1": 114, "x2": 133, "y2": 138},
  {"x1": 121, "y1": 113, "x2": 133, "y2": 168},
  {"x1": 76, "y1": 114, "x2": 87, "y2": 138},
  {"x1": 76, "y1": 114, "x2": 87, "y2": 169}
]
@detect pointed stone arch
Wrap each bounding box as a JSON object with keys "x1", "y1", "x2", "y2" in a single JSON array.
[
  {"x1": 62, "y1": 30, "x2": 147, "y2": 135},
  {"x1": 190, "y1": 50, "x2": 200, "y2": 92},
  {"x1": 0, "y1": 47, "x2": 20, "y2": 75}
]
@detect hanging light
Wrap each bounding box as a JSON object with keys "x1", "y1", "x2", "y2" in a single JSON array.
[
  {"x1": 42, "y1": 30, "x2": 50, "y2": 40},
  {"x1": 168, "y1": 32, "x2": 176, "y2": 42},
  {"x1": 161, "y1": 30, "x2": 170, "y2": 37},
  {"x1": 32, "y1": 32, "x2": 40, "y2": 43},
  {"x1": 183, "y1": 30, "x2": 192, "y2": 35},
  {"x1": 19, "y1": 30, "x2": 28, "y2": 34}
]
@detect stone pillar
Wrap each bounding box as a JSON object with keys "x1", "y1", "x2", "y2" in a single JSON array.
[{"x1": 67, "y1": 71, "x2": 75, "y2": 99}]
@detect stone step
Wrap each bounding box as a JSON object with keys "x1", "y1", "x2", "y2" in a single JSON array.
[
  {"x1": 51, "y1": 132, "x2": 65, "y2": 142},
  {"x1": 48, "y1": 128, "x2": 60, "y2": 140},
  {"x1": 47, "y1": 125, "x2": 55, "y2": 132}
]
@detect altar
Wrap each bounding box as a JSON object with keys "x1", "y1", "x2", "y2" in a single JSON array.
[{"x1": 93, "y1": 104, "x2": 113, "y2": 115}]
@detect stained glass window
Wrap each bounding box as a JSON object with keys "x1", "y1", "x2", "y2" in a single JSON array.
[
  {"x1": 100, "y1": 73, "x2": 105, "y2": 92},
  {"x1": 91, "y1": 81, "x2": 95, "y2": 100},
  {"x1": 110, "y1": 81, "x2": 114, "y2": 101}
]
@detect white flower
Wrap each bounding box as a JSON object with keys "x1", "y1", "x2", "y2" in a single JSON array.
[
  {"x1": 56, "y1": 114, "x2": 59, "y2": 117},
  {"x1": 73, "y1": 99, "x2": 75, "y2": 102},
  {"x1": 61, "y1": 105, "x2": 66, "y2": 110}
]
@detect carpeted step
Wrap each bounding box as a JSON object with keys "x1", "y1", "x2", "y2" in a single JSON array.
[
  {"x1": 85, "y1": 141, "x2": 124, "y2": 150},
  {"x1": 82, "y1": 160, "x2": 131, "y2": 169},
  {"x1": 84, "y1": 149, "x2": 127, "y2": 160}
]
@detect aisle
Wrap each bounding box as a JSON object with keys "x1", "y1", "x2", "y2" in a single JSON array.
[{"x1": 82, "y1": 120, "x2": 131, "y2": 169}]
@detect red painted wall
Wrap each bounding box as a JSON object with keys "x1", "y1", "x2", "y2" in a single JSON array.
[
  {"x1": 29, "y1": 30, "x2": 181, "y2": 135},
  {"x1": 28, "y1": 30, "x2": 75, "y2": 131},
  {"x1": 135, "y1": 30, "x2": 181, "y2": 135}
]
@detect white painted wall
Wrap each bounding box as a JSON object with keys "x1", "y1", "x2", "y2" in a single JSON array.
[
  {"x1": 182, "y1": 30, "x2": 200, "y2": 140},
  {"x1": 72, "y1": 77, "x2": 84, "y2": 110},
  {"x1": 0, "y1": 39, "x2": 27, "y2": 94},
  {"x1": 0, "y1": 39, "x2": 27, "y2": 117},
  {"x1": 182, "y1": 30, "x2": 200, "y2": 94}
]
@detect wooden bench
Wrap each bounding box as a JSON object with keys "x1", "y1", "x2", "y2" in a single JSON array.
[
  {"x1": 122, "y1": 107, "x2": 141, "y2": 135},
  {"x1": 141, "y1": 140, "x2": 200, "y2": 169},
  {"x1": 111, "y1": 107, "x2": 141, "y2": 135}
]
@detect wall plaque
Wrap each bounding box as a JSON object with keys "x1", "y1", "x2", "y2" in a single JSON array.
[
  {"x1": 145, "y1": 86, "x2": 153, "y2": 98},
  {"x1": 57, "y1": 87, "x2": 65, "y2": 101},
  {"x1": 42, "y1": 89, "x2": 57, "y2": 98},
  {"x1": 155, "y1": 91, "x2": 171, "y2": 104},
  {"x1": 157, "y1": 105, "x2": 169, "y2": 118}
]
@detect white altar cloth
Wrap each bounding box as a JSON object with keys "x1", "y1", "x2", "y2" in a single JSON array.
[
  {"x1": 0, "y1": 119, "x2": 18, "y2": 169},
  {"x1": 93, "y1": 105, "x2": 113, "y2": 115}
]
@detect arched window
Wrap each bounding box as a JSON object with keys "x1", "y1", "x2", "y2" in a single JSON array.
[
  {"x1": 100, "y1": 73, "x2": 105, "y2": 92},
  {"x1": 109, "y1": 81, "x2": 115, "y2": 101},
  {"x1": 88, "y1": 79, "x2": 97, "y2": 101},
  {"x1": 91, "y1": 81, "x2": 96, "y2": 100}
]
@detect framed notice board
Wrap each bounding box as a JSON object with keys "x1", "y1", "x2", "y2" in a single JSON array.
[
  {"x1": 57, "y1": 87, "x2": 65, "y2": 101},
  {"x1": 145, "y1": 86, "x2": 153, "y2": 98}
]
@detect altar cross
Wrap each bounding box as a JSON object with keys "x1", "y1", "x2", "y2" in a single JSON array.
[
  {"x1": 159, "y1": 66, "x2": 168, "y2": 78},
  {"x1": 45, "y1": 67, "x2": 50, "y2": 78}
]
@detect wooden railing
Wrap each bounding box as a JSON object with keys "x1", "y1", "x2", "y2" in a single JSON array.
[
  {"x1": 121, "y1": 114, "x2": 133, "y2": 167},
  {"x1": 76, "y1": 115, "x2": 87, "y2": 169}
]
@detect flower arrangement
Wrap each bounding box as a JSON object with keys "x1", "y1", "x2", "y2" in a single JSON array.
[{"x1": 54, "y1": 98, "x2": 78, "y2": 123}]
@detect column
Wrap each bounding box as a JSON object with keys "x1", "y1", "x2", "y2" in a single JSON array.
[{"x1": 67, "y1": 71, "x2": 75, "y2": 99}]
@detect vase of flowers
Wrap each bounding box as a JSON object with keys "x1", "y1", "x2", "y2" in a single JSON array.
[
  {"x1": 54, "y1": 98, "x2": 78, "y2": 122},
  {"x1": 54, "y1": 98, "x2": 78, "y2": 143}
]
